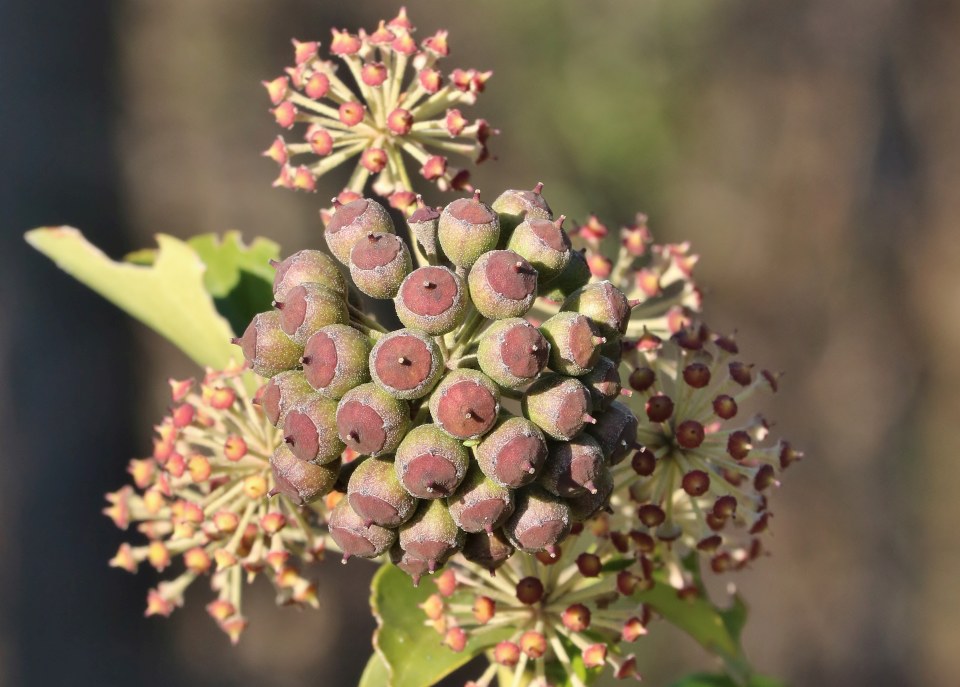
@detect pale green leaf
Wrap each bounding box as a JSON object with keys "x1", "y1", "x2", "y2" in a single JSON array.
[
  {"x1": 359, "y1": 652, "x2": 391, "y2": 687},
  {"x1": 25, "y1": 227, "x2": 237, "y2": 369}
]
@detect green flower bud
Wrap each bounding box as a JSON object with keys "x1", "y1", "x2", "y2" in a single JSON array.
[
  {"x1": 538, "y1": 249, "x2": 590, "y2": 302},
  {"x1": 491, "y1": 182, "x2": 552, "y2": 236},
  {"x1": 540, "y1": 312, "x2": 605, "y2": 377}
]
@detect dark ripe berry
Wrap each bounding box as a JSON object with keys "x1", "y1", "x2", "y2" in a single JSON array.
[
  {"x1": 713, "y1": 394, "x2": 738, "y2": 420},
  {"x1": 283, "y1": 395, "x2": 344, "y2": 464},
  {"x1": 523, "y1": 373, "x2": 593, "y2": 441},
  {"x1": 539, "y1": 435, "x2": 606, "y2": 497},
  {"x1": 567, "y1": 466, "x2": 614, "y2": 522},
  {"x1": 437, "y1": 191, "x2": 500, "y2": 268},
  {"x1": 324, "y1": 197, "x2": 395, "y2": 265},
  {"x1": 503, "y1": 485, "x2": 571, "y2": 554},
  {"x1": 476, "y1": 416, "x2": 548, "y2": 488},
  {"x1": 461, "y1": 529, "x2": 515, "y2": 573},
  {"x1": 447, "y1": 463, "x2": 514, "y2": 534},
  {"x1": 395, "y1": 424, "x2": 470, "y2": 498},
  {"x1": 477, "y1": 318, "x2": 549, "y2": 389},
  {"x1": 336, "y1": 383, "x2": 410, "y2": 457},
  {"x1": 713, "y1": 495, "x2": 737, "y2": 519},
  {"x1": 631, "y1": 448, "x2": 657, "y2": 476},
  {"x1": 491, "y1": 183, "x2": 553, "y2": 235},
  {"x1": 538, "y1": 248, "x2": 590, "y2": 302},
  {"x1": 349, "y1": 232, "x2": 412, "y2": 299},
  {"x1": 347, "y1": 456, "x2": 418, "y2": 528},
  {"x1": 278, "y1": 283, "x2": 349, "y2": 345},
  {"x1": 328, "y1": 497, "x2": 397, "y2": 561},
  {"x1": 270, "y1": 444, "x2": 340, "y2": 505},
  {"x1": 637, "y1": 504, "x2": 665, "y2": 528},
  {"x1": 407, "y1": 196, "x2": 441, "y2": 257},
  {"x1": 395, "y1": 265, "x2": 468, "y2": 335},
  {"x1": 683, "y1": 362, "x2": 712, "y2": 389},
  {"x1": 540, "y1": 312, "x2": 603, "y2": 377},
  {"x1": 630, "y1": 367, "x2": 656, "y2": 392},
  {"x1": 272, "y1": 249, "x2": 346, "y2": 300},
  {"x1": 260, "y1": 370, "x2": 314, "y2": 427},
  {"x1": 727, "y1": 430, "x2": 752, "y2": 460},
  {"x1": 429, "y1": 369, "x2": 500, "y2": 440},
  {"x1": 580, "y1": 356, "x2": 623, "y2": 409},
  {"x1": 588, "y1": 400, "x2": 639, "y2": 465},
  {"x1": 235, "y1": 310, "x2": 303, "y2": 377},
  {"x1": 302, "y1": 324, "x2": 372, "y2": 399},
  {"x1": 779, "y1": 441, "x2": 802, "y2": 469},
  {"x1": 576, "y1": 553, "x2": 602, "y2": 577},
  {"x1": 398, "y1": 499, "x2": 464, "y2": 572},
  {"x1": 561, "y1": 281, "x2": 632, "y2": 339},
  {"x1": 507, "y1": 216, "x2": 571, "y2": 283},
  {"x1": 515, "y1": 577, "x2": 544, "y2": 606},
  {"x1": 728, "y1": 361, "x2": 754, "y2": 386},
  {"x1": 754, "y1": 464, "x2": 776, "y2": 491},
  {"x1": 369, "y1": 329, "x2": 443, "y2": 400},
  {"x1": 682, "y1": 469, "x2": 711, "y2": 496},
  {"x1": 645, "y1": 394, "x2": 674, "y2": 422},
  {"x1": 467, "y1": 250, "x2": 537, "y2": 319},
  {"x1": 675, "y1": 419, "x2": 705, "y2": 449}
]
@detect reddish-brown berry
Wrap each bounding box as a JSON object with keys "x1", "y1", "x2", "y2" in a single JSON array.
[
  {"x1": 347, "y1": 456, "x2": 418, "y2": 528},
  {"x1": 328, "y1": 498, "x2": 397, "y2": 561},
  {"x1": 301, "y1": 324, "x2": 372, "y2": 399},
  {"x1": 235, "y1": 310, "x2": 303, "y2": 377},
  {"x1": 324, "y1": 198, "x2": 395, "y2": 265},
  {"x1": 523, "y1": 373, "x2": 593, "y2": 441},
  {"x1": 278, "y1": 283, "x2": 349, "y2": 345},
  {"x1": 504, "y1": 485, "x2": 571, "y2": 554},
  {"x1": 540, "y1": 312, "x2": 604, "y2": 376},
  {"x1": 437, "y1": 191, "x2": 500, "y2": 268},
  {"x1": 282, "y1": 395, "x2": 344, "y2": 464},
  {"x1": 395, "y1": 424, "x2": 470, "y2": 499},
  {"x1": 394, "y1": 266, "x2": 468, "y2": 335},
  {"x1": 447, "y1": 463, "x2": 514, "y2": 534},
  {"x1": 270, "y1": 444, "x2": 340, "y2": 505},
  {"x1": 349, "y1": 232, "x2": 412, "y2": 299},
  {"x1": 369, "y1": 328, "x2": 443, "y2": 400},
  {"x1": 429, "y1": 369, "x2": 500, "y2": 440},
  {"x1": 398, "y1": 499, "x2": 464, "y2": 572},
  {"x1": 539, "y1": 435, "x2": 606, "y2": 497},
  {"x1": 260, "y1": 370, "x2": 314, "y2": 426},
  {"x1": 507, "y1": 216, "x2": 571, "y2": 283},
  {"x1": 336, "y1": 383, "x2": 410, "y2": 457},
  {"x1": 461, "y1": 529, "x2": 515, "y2": 573},
  {"x1": 476, "y1": 318, "x2": 549, "y2": 389},
  {"x1": 467, "y1": 250, "x2": 537, "y2": 319},
  {"x1": 271, "y1": 249, "x2": 346, "y2": 300},
  {"x1": 476, "y1": 416, "x2": 548, "y2": 488}
]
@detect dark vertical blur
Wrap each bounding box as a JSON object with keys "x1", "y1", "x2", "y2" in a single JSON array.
[{"x1": 3, "y1": 1, "x2": 959, "y2": 686}]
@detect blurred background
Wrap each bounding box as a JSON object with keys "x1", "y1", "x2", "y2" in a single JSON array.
[{"x1": 2, "y1": 0, "x2": 957, "y2": 685}]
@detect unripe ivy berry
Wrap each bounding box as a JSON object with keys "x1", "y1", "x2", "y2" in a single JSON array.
[
  {"x1": 538, "y1": 248, "x2": 591, "y2": 302},
  {"x1": 467, "y1": 250, "x2": 537, "y2": 319},
  {"x1": 272, "y1": 249, "x2": 346, "y2": 300},
  {"x1": 347, "y1": 456, "x2": 418, "y2": 528},
  {"x1": 389, "y1": 542, "x2": 432, "y2": 587},
  {"x1": 324, "y1": 198, "x2": 395, "y2": 265},
  {"x1": 586, "y1": 400, "x2": 638, "y2": 465},
  {"x1": 301, "y1": 324, "x2": 371, "y2": 399},
  {"x1": 539, "y1": 435, "x2": 606, "y2": 497},
  {"x1": 398, "y1": 499, "x2": 464, "y2": 572},
  {"x1": 477, "y1": 318, "x2": 549, "y2": 389},
  {"x1": 395, "y1": 424, "x2": 470, "y2": 498},
  {"x1": 328, "y1": 497, "x2": 397, "y2": 561},
  {"x1": 447, "y1": 463, "x2": 515, "y2": 534},
  {"x1": 437, "y1": 191, "x2": 500, "y2": 268},
  {"x1": 491, "y1": 182, "x2": 553, "y2": 235},
  {"x1": 260, "y1": 370, "x2": 313, "y2": 426},
  {"x1": 234, "y1": 310, "x2": 303, "y2": 377},
  {"x1": 395, "y1": 266, "x2": 468, "y2": 335},
  {"x1": 369, "y1": 329, "x2": 443, "y2": 400},
  {"x1": 562, "y1": 280, "x2": 632, "y2": 339},
  {"x1": 429, "y1": 369, "x2": 501, "y2": 440},
  {"x1": 567, "y1": 467, "x2": 614, "y2": 522},
  {"x1": 580, "y1": 356, "x2": 624, "y2": 409},
  {"x1": 349, "y1": 232, "x2": 412, "y2": 299},
  {"x1": 540, "y1": 312, "x2": 604, "y2": 376},
  {"x1": 461, "y1": 529, "x2": 515, "y2": 574},
  {"x1": 476, "y1": 416, "x2": 548, "y2": 488},
  {"x1": 336, "y1": 383, "x2": 410, "y2": 457},
  {"x1": 270, "y1": 444, "x2": 340, "y2": 505},
  {"x1": 504, "y1": 485, "x2": 572, "y2": 555},
  {"x1": 282, "y1": 395, "x2": 344, "y2": 465},
  {"x1": 407, "y1": 195, "x2": 441, "y2": 257},
  {"x1": 507, "y1": 216, "x2": 571, "y2": 283},
  {"x1": 278, "y1": 283, "x2": 349, "y2": 345},
  {"x1": 597, "y1": 336, "x2": 625, "y2": 365},
  {"x1": 523, "y1": 373, "x2": 594, "y2": 441}
]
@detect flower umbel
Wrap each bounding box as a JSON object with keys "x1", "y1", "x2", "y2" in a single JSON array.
[{"x1": 264, "y1": 7, "x2": 495, "y2": 211}]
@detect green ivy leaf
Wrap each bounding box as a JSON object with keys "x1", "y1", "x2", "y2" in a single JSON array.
[
  {"x1": 25, "y1": 227, "x2": 237, "y2": 369},
  {"x1": 668, "y1": 673, "x2": 786, "y2": 687},
  {"x1": 370, "y1": 564, "x2": 513, "y2": 687},
  {"x1": 359, "y1": 652, "x2": 391, "y2": 687}
]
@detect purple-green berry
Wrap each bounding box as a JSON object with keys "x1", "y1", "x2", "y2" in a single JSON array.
[
  {"x1": 395, "y1": 424, "x2": 470, "y2": 499},
  {"x1": 394, "y1": 266, "x2": 468, "y2": 335},
  {"x1": 429, "y1": 369, "x2": 501, "y2": 440},
  {"x1": 539, "y1": 312, "x2": 604, "y2": 376},
  {"x1": 437, "y1": 190, "x2": 500, "y2": 268},
  {"x1": 260, "y1": 370, "x2": 314, "y2": 427},
  {"x1": 347, "y1": 456, "x2": 418, "y2": 528},
  {"x1": 349, "y1": 232, "x2": 412, "y2": 299},
  {"x1": 580, "y1": 356, "x2": 624, "y2": 409},
  {"x1": 476, "y1": 416, "x2": 548, "y2": 489},
  {"x1": 328, "y1": 497, "x2": 397, "y2": 562},
  {"x1": 523, "y1": 373, "x2": 594, "y2": 441},
  {"x1": 491, "y1": 182, "x2": 553, "y2": 235},
  {"x1": 407, "y1": 195, "x2": 441, "y2": 258},
  {"x1": 272, "y1": 249, "x2": 346, "y2": 300},
  {"x1": 390, "y1": 542, "x2": 433, "y2": 587},
  {"x1": 566, "y1": 467, "x2": 614, "y2": 522},
  {"x1": 336, "y1": 383, "x2": 410, "y2": 457},
  {"x1": 467, "y1": 250, "x2": 537, "y2": 320},
  {"x1": 561, "y1": 280, "x2": 632, "y2": 339},
  {"x1": 503, "y1": 485, "x2": 571, "y2": 555},
  {"x1": 301, "y1": 324, "x2": 371, "y2": 399},
  {"x1": 282, "y1": 395, "x2": 344, "y2": 465},
  {"x1": 324, "y1": 197, "x2": 395, "y2": 265},
  {"x1": 234, "y1": 310, "x2": 303, "y2": 377},
  {"x1": 586, "y1": 400, "x2": 638, "y2": 465},
  {"x1": 507, "y1": 216, "x2": 571, "y2": 283},
  {"x1": 270, "y1": 444, "x2": 340, "y2": 505},
  {"x1": 278, "y1": 283, "x2": 349, "y2": 345},
  {"x1": 539, "y1": 435, "x2": 606, "y2": 497},
  {"x1": 398, "y1": 499, "x2": 464, "y2": 573},
  {"x1": 461, "y1": 529, "x2": 515, "y2": 573},
  {"x1": 369, "y1": 329, "x2": 443, "y2": 400},
  {"x1": 477, "y1": 318, "x2": 549, "y2": 389},
  {"x1": 447, "y1": 463, "x2": 515, "y2": 534},
  {"x1": 539, "y1": 248, "x2": 591, "y2": 301}
]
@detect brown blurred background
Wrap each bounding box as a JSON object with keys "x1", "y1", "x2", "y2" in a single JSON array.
[{"x1": 2, "y1": 0, "x2": 958, "y2": 685}]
